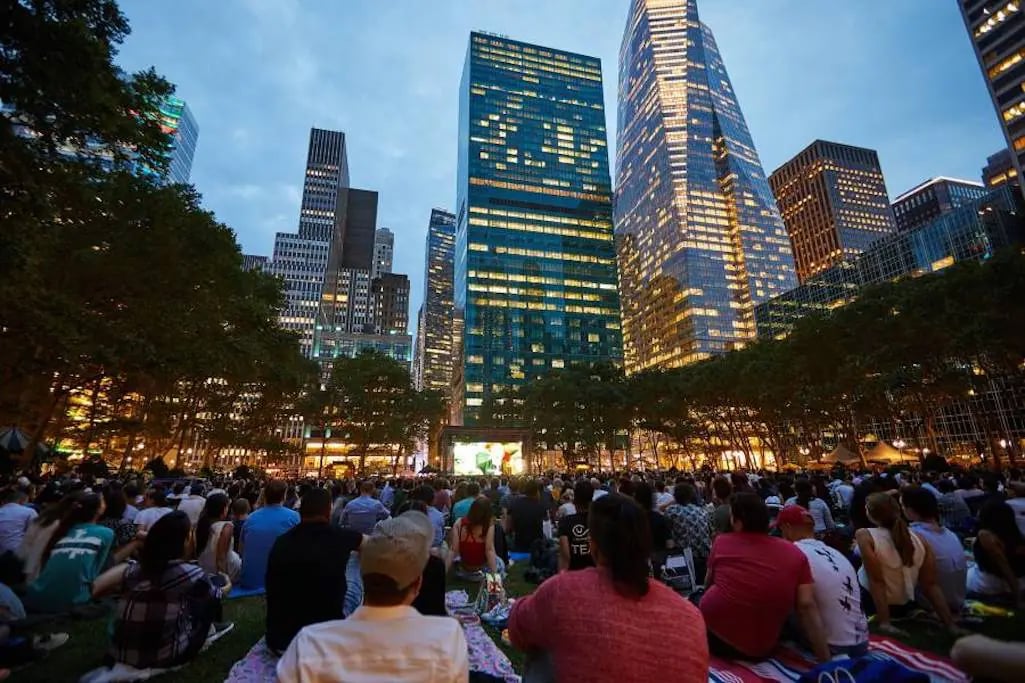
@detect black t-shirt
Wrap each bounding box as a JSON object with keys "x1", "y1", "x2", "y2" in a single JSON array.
[
  {"x1": 649, "y1": 510, "x2": 670, "y2": 549},
  {"x1": 508, "y1": 496, "x2": 546, "y2": 553},
  {"x1": 412, "y1": 554, "x2": 447, "y2": 616},
  {"x1": 557, "y1": 512, "x2": 594, "y2": 570},
  {"x1": 265, "y1": 521, "x2": 362, "y2": 652}
]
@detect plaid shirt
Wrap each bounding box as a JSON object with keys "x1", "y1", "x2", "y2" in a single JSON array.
[
  {"x1": 664, "y1": 503, "x2": 712, "y2": 560},
  {"x1": 111, "y1": 560, "x2": 221, "y2": 668}
]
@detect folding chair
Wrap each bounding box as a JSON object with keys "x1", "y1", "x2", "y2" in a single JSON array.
[{"x1": 660, "y1": 546, "x2": 700, "y2": 596}]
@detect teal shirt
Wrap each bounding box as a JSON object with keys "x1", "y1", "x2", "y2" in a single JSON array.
[
  {"x1": 452, "y1": 497, "x2": 474, "y2": 523},
  {"x1": 24, "y1": 522, "x2": 114, "y2": 613}
]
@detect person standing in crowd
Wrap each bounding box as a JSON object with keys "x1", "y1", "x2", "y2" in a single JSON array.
[
  {"x1": 509, "y1": 494, "x2": 709, "y2": 681},
  {"x1": 776, "y1": 505, "x2": 869, "y2": 657},
  {"x1": 24, "y1": 492, "x2": 114, "y2": 613},
  {"x1": 787, "y1": 479, "x2": 836, "y2": 533},
  {"x1": 557, "y1": 480, "x2": 594, "y2": 572},
  {"x1": 967, "y1": 500, "x2": 1025, "y2": 606},
  {"x1": 276, "y1": 513, "x2": 468, "y2": 682},
  {"x1": 699, "y1": 493, "x2": 830, "y2": 662},
  {"x1": 265, "y1": 488, "x2": 363, "y2": 653},
  {"x1": 0, "y1": 488, "x2": 37, "y2": 555},
  {"x1": 450, "y1": 497, "x2": 502, "y2": 578},
  {"x1": 664, "y1": 483, "x2": 712, "y2": 580},
  {"x1": 134, "y1": 488, "x2": 173, "y2": 531},
  {"x1": 900, "y1": 486, "x2": 967, "y2": 613},
  {"x1": 856, "y1": 492, "x2": 958, "y2": 635},
  {"x1": 450, "y1": 482, "x2": 478, "y2": 523},
  {"x1": 176, "y1": 484, "x2": 206, "y2": 526},
  {"x1": 92, "y1": 511, "x2": 229, "y2": 670},
  {"x1": 238, "y1": 481, "x2": 299, "y2": 592},
  {"x1": 506, "y1": 480, "x2": 546, "y2": 554},
  {"x1": 196, "y1": 493, "x2": 241, "y2": 581}
]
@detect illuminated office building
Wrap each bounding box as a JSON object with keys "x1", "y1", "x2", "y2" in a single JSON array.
[
  {"x1": 414, "y1": 209, "x2": 457, "y2": 393},
  {"x1": 769, "y1": 140, "x2": 896, "y2": 282},
  {"x1": 373, "y1": 228, "x2": 394, "y2": 278},
  {"x1": 160, "y1": 96, "x2": 199, "y2": 184},
  {"x1": 615, "y1": 0, "x2": 797, "y2": 373},
  {"x1": 370, "y1": 273, "x2": 410, "y2": 335},
  {"x1": 454, "y1": 32, "x2": 623, "y2": 424},
  {"x1": 960, "y1": 0, "x2": 1025, "y2": 200},
  {"x1": 983, "y1": 147, "x2": 1020, "y2": 189},
  {"x1": 891, "y1": 176, "x2": 988, "y2": 233}
]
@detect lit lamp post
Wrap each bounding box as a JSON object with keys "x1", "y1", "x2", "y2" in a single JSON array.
[{"x1": 894, "y1": 439, "x2": 906, "y2": 462}]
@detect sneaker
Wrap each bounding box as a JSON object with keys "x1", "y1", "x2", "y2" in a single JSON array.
[{"x1": 33, "y1": 633, "x2": 69, "y2": 652}]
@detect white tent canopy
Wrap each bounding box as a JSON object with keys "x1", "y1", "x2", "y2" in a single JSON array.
[
  {"x1": 820, "y1": 444, "x2": 861, "y2": 464},
  {"x1": 866, "y1": 441, "x2": 914, "y2": 464}
]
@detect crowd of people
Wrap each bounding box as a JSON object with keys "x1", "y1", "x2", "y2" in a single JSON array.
[{"x1": 0, "y1": 464, "x2": 1021, "y2": 680}]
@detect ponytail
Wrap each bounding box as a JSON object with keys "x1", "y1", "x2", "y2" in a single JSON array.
[
  {"x1": 866, "y1": 492, "x2": 915, "y2": 567},
  {"x1": 588, "y1": 494, "x2": 652, "y2": 598}
]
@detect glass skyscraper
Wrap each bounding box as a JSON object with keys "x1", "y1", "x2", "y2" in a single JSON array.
[
  {"x1": 159, "y1": 96, "x2": 198, "y2": 184},
  {"x1": 454, "y1": 32, "x2": 623, "y2": 425},
  {"x1": 414, "y1": 208, "x2": 457, "y2": 394},
  {"x1": 615, "y1": 0, "x2": 797, "y2": 373}
]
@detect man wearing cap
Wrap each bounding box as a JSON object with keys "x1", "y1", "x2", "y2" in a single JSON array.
[
  {"x1": 277, "y1": 511, "x2": 469, "y2": 682},
  {"x1": 776, "y1": 504, "x2": 869, "y2": 657}
]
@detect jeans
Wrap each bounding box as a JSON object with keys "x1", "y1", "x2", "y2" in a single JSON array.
[{"x1": 344, "y1": 552, "x2": 363, "y2": 617}]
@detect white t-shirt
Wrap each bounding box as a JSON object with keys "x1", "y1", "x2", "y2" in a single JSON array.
[
  {"x1": 177, "y1": 495, "x2": 206, "y2": 526},
  {"x1": 795, "y1": 538, "x2": 868, "y2": 648},
  {"x1": 134, "y1": 506, "x2": 173, "y2": 530}
]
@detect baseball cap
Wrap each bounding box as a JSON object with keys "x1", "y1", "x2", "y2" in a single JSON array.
[
  {"x1": 360, "y1": 511, "x2": 433, "y2": 588},
  {"x1": 772, "y1": 504, "x2": 814, "y2": 528}
]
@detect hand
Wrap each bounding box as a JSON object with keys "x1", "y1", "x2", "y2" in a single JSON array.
[{"x1": 878, "y1": 622, "x2": 909, "y2": 637}]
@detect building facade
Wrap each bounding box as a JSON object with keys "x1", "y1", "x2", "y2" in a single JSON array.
[
  {"x1": 755, "y1": 186, "x2": 1025, "y2": 339},
  {"x1": 454, "y1": 32, "x2": 623, "y2": 425},
  {"x1": 372, "y1": 228, "x2": 394, "y2": 278},
  {"x1": 983, "y1": 147, "x2": 1020, "y2": 189},
  {"x1": 615, "y1": 0, "x2": 797, "y2": 373},
  {"x1": 892, "y1": 176, "x2": 989, "y2": 233},
  {"x1": 160, "y1": 96, "x2": 199, "y2": 184},
  {"x1": 769, "y1": 140, "x2": 896, "y2": 282},
  {"x1": 370, "y1": 272, "x2": 410, "y2": 335},
  {"x1": 414, "y1": 208, "x2": 457, "y2": 394},
  {"x1": 959, "y1": 0, "x2": 1025, "y2": 200}
]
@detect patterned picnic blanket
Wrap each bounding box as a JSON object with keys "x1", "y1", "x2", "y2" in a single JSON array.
[
  {"x1": 223, "y1": 595, "x2": 521, "y2": 683},
  {"x1": 708, "y1": 635, "x2": 967, "y2": 683}
]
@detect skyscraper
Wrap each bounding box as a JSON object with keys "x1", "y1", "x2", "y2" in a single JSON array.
[
  {"x1": 959, "y1": 0, "x2": 1025, "y2": 200},
  {"x1": 983, "y1": 147, "x2": 1020, "y2": 189},
  {"x1": 370, "y1": 273, "x2": 410, "y2": 335},
  {"x1": 615, "y1": 0, "x2": 797, "y2": 373},
  {"x1": 160, "y1": 96, "x2": 199, "y2": 184},
  {"x1": 414, "y1": 208, "x2": 457, "y2": 394},
  {"x1": 454, "y1": 32, "x2": 623, "y2": 425},
  {"x1": 891, "y1": 176, "x2": 988, "y2": 233},
  {"x1": 769, "y1": 140, "x2": 896, "y2": 282},
  {"x1": 372, "y1": 228, "x2": 394, "y2": 278}
]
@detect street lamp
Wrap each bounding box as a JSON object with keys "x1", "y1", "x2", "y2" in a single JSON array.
[{"x1": 894, "y1": 439, "x2": 906, "y2": 450}]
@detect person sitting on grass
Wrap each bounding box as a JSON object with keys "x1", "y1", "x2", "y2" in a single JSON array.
[
  {"x1": 450, "y1": 482, "x2": 479, "y2": 523},
  {"x1": 900, "y1": 486, "x2": 967, "y2": 614},
  {"x1": 664, "y1": 483, "x2": 712, "y2": 581},
  {"x1": 855, "y1": 492, "x2": 959, "y2": 636},
  {"x1": 276, "y1": 512, "x2": 468, "y2": 682},
  {"x1": 505, "y1": 479, "x2": 546, "y2": 555},
  {"x1": 967, "y1": 500, "x2": 1025, "y2": 607},
  {"x1": 776, "y1": 504, "x2": 869, "y2": 657},
  {"x1": 23, "y1": 491, "x2": 114, "y2": 614},
  {"x1": 196, "y1": 493, "x2": 241, "y2": 581},
  {"x1": 557, "y1": 479, "x2": 594, "y2": 572},
  {"x1": 509, "y1": 493, "x2": 708, "y2": 682},
  {"x1": 450, "y1": 496, "x2": 503, "y2": 579},
  {"x1": 133, "y1": 487, "x2": 173, "y2": 532},
  {"x1": 699, "y1": 493, "x2": 830, "y2": 662},
  {"x1": 238, "y1": 480, "x2": 299, "y2": 592},
  {"x1": 92, "y1": 511, "x2": 231, "y2": 671}
]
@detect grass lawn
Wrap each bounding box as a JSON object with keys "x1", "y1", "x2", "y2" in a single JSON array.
[{"x1": 16, "y1": 560, "x2": 1025, "y2": 681}]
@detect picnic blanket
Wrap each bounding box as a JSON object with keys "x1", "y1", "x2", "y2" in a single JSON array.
[
  {"x1": 223, "y1": 595, "x2": 520, "y2": 683},
  {"x1": 708, "y1": 635, "x2": 967, "y2": 683}
]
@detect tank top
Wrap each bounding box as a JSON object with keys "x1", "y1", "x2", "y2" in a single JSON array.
[
  {"x1": 458, "y1": 521, "x2": 487, "y2": 568},
  {"x1": 857, "y1": 527, "x2": 925, "y2": 605}
]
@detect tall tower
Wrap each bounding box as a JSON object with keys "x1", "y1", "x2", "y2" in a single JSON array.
[
  {"x1": 414, "y1": 208, "x2": 457, "y2": 394},
  {"x1": 161, "y1": 96, "x2": 199, "y2": 184},
  {"x1": 959, "y1": 0, "x2": 1025, "y2": 200},
  {"x1": 454, "y1": 32, "x2": 623, "y2": 425},
  {"x1": 615, "y1": 0, "x2": 797, "y2": 373},
  {"x1": 372, "y1": 228, "x2": 394, "y2": 278},
  {"x1": 769, "y1": 140, "x2": 896, "y2": 282}
]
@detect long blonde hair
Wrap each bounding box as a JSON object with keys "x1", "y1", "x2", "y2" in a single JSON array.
[{"x1": 867, "y1": 492, "x2": 915, "y2": 567}]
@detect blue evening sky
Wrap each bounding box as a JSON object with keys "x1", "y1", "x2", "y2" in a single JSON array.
[{"x1": 116, "y1": 0, "x2": 1003, "y2": 334}]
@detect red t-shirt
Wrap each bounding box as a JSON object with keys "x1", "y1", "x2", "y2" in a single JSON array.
[
  {"x1": 699, "y1": 532, "x2": 813, "y2": 658},
  {"x1": 509, "y1": 567, "x2": 708, "y2": 682}
]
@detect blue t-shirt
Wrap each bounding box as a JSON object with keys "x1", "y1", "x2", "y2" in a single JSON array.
[
  {"x1": 239, "y1": 505, "x2": 299, "y2": 590},
  {"x1": 24, "y1": 522, "x2": 114, "y2": 613}
]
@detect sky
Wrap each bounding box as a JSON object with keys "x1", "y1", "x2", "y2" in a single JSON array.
[{"x1": 116, "y1": 0, "x2": 1005, "y2": 338}]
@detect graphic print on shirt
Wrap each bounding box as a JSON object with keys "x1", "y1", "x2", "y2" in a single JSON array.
[{"x1": 53, "y1": 528, "x2": 104, "y2": 560}]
